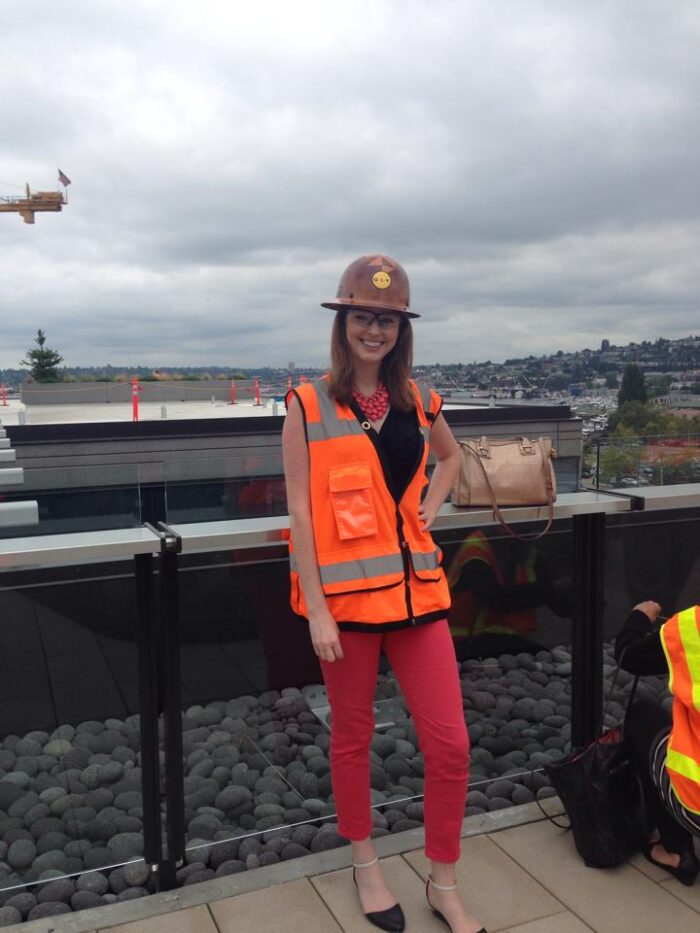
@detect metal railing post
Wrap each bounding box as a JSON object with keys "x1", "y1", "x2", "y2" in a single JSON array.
[
  {"x1": 135, "y1": 552, "x2": 162, "y2": 882},
  {"x1": 155, "y1": 522, "x2": 185, "y2": 889},
  {"x1": 571, "y1": 512, "x2": 605, "y2": 747}
]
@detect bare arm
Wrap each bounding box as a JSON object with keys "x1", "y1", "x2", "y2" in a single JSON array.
[
  {"x1": 282, "y1": 396, "x2": 344, "y2": 661},
  {"x1": 418, "y1": 412, "x2": 461, "y2": 531}
]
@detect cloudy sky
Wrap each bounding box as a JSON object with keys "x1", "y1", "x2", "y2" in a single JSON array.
[{"x1": 1, "y1": 0, "x2": 698, "y2": 369}]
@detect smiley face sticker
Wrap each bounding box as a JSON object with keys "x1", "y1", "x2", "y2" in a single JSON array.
[{"x1": 372, "y1": 271, "x2": 392, "y2": 290}]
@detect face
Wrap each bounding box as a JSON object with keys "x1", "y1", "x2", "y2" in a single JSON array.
[{"x1": 345, "y1": 309, "x2": 402, "y2": 365}]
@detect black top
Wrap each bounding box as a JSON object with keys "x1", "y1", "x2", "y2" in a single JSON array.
[
  {"x1": 376, "y1": 405, "x2": 422, "y2": 502},
  {"x1": 614, "y1": 609, "x2": 667, "y2": 676}
]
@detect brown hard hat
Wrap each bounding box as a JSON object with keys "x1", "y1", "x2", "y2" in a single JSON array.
[{"x1": 321, "y1": 254, "x2": 419, "y2": 318}]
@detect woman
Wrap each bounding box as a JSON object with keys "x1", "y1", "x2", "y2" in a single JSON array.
[
  {"x1": 616, "y1": 600, "x2": 700, "y2": 886},
  {"x1": 283, "y1": 254, "x2": 486, "y2": 933}
]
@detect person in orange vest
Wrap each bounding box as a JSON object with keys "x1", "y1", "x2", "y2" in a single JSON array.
[
  {"x1": 616, "y1": 601, "x2": 700, "y2": 886},
  {"x1": 283, "y1": 255, "x2": 485, "y2": 933},
  {"x1": 446, "y1": 529, "x2": 570, "y2": 660}
]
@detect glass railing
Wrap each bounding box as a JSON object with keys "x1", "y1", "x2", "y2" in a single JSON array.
[
  {"x1": 583, "y1": 433, "x2": 700, "y2": 489},
  {"x1": 164, "y1": 455, "x2": 286, "y2": 524},
  {"x1": 0, "y1": 463, "x2": 142, "y2": 539},
  {"x1": 0, "y1": 487, "x2": 697, "y2": 905},
  {"x1": 0, "y1": 532, "x2": 156, "y2": 906}
]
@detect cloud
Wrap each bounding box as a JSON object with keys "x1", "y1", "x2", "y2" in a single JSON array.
[{"x1": 1, "y1": 1, "x2": 698, "y2": 368}]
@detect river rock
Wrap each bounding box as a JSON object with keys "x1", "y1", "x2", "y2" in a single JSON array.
[
  {"x1": 28, "y1": 901, "x2": 72, "y2": 920},
  {"x1": 0, "y1": 906, "x2": 22, "y2": 926},
  {"x1": 76, "y1": 870, "x2": 110, "y2": 894},
  {"x1": 3, "y1": 892, "x2": 36, "y2": 918},
  {"x1": 37, "y1": 878, "x2": 75, "y2": 904},
  {"x1": 123, "y1": 860, "x2": 150, "y2": 886},
  {"x1": 71, "y1": 890, "x2": 106, "y2": 910},
  {"x1": 7, "y1": 838, "x2": 36, "y2": 870},
  {"x1": 107, "y1": 833, "x2": 143, "y2": 862}
]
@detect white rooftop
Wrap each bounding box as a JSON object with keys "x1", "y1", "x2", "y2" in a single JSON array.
[{"x1": 0, "y1": 398, "x2": 475, "y2": 427}]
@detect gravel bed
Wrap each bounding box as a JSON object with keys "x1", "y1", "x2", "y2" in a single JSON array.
[{"x1": 0, "y1": 641, "x2": 669, "y2": 922}]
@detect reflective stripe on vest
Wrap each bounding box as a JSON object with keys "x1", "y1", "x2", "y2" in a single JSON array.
[
  {"x1": 666, "y1": 747, "x2": 700, "y2": 786},
  {"x1": 306, "y1": 382, "x2": 365, "y2": 441},
  {"x1": 679, "y1": 606, "x2": 700, "y2": 712},
  {"x1": 662, "y1": 607, "x2": 700, "y2": 711},
  {"x1": 660, "y1": 606, "x2": 700, "y2": 812},
  {"x1": 411, "y1": 549, "x2": 442, "y2": 571},
  {"x1": 290, "y1": 551, "x2": 404, "y2": 584},
  {"x1": 306, "y1": 380, "x2": 431, "y2": 444}
]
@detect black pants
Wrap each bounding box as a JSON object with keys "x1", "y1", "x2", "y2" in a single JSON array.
[{"x1": 625, "y1": 698, "x2": 694, "y2": 855}]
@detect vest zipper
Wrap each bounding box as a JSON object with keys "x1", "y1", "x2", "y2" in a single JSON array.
[{"x1": 397, "y1": 515, "x2": 417, "y2": 626}]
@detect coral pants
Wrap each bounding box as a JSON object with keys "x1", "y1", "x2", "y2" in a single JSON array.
[{"x1": 320, "y1": 619, "x2": 469, "y2": 863}]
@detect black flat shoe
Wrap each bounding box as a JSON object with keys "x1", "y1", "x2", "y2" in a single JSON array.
[
  {"x1": 426, "y1": 875, "x2": 487, "y2": 933},
  {"x1": 644, "y1": 845, "x2": 699, "y2": 887},
  {"x1": 353, "y1": 857, "x2": 406, "y2": 932}
]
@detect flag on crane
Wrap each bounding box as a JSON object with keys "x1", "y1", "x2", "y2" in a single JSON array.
[{"x1": 58, "y1": 169, "x2": 71, "y2": 187}]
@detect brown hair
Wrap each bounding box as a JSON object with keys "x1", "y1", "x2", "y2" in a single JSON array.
[{"x1": 326, "y1": 310, "x2": 415, "y2": 411}]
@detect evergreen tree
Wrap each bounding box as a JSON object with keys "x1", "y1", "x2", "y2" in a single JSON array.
[
  {"x1": 20, "y1": 329, "x2": 64, "y2": 382},
  {"x1": 618, "y1": 363, "x2": 647, "y2": 405}
]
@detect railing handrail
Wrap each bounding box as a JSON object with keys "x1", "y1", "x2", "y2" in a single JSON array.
[
  {"x1": 166, "y1": 491, "x2": 635, "y2": 552},
  {"x1": 1, "y1": 485, "x2": 697, "y2": 569},
  {"x1": 0, "y1": 526, "x2": 162, "y2": 568}
]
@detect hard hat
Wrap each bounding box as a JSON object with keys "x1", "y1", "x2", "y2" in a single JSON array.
[{"x1": 321, "y1": 254, "x2": 419, "y2": 318}]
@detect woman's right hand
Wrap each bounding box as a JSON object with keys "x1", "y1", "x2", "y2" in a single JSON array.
[
  {"x1": 633, "y1": 600, "x2": 662, "y2": 623},
  {"x1": 308, "y1": 607, "x2": 344, "y2": 662}
]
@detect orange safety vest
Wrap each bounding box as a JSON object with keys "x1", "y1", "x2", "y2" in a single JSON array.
[
  {"x1": 446, "y1": 529, "x2": 536, "y2": 637},
  {"x1": 660, "y1": 605, "x2": 700, "y2": 814},
  {"x1": 288, "y1": 377, "x2": 451, "y2": 630}
]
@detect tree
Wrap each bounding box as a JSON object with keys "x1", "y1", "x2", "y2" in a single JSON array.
[
  {"x1": 599, "y1": 444, "x2": 641, "y2": 485},
  {"x1": 646, "y1": 374, "x2": 672, "y2": 399},
  {"x1": 605, "y1": 372, "x2": 619, "y2": 389},
  {"x1": 618, "y1": 363, "x2": 647, "y2": 405},
  {"x1": 20, "y1": 329, "x2": 64, "y2": 382}
]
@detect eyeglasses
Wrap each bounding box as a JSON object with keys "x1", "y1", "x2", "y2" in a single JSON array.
[{"x1": 347, "y1": 310, "x2": 401, "y2": 331}]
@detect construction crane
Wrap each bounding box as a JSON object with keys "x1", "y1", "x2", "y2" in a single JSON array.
[{"x1": 0, "y1": 172, "x2": 70, "y2": 224}]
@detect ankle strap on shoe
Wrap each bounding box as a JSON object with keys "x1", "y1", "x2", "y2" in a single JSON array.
[
  {"x1": 428, "y1": 874, "x2": 457, "y2": 892},
  {"x1": 352, "y1": 856, "x2": 379, "y2": 869}
]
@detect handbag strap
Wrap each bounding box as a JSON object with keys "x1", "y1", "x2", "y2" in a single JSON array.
[
  {"x1": 534, "y1": 788, "x2": 570, "y2": 828},
  {"x1": 599, "y1": 646, "x2": 639, "y2": 737},
  {"x1": 465, "y1": 442, "x2": 555, "y2": 542}
]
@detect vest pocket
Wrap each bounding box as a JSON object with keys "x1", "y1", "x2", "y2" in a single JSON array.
[
  {"x1": 328, "y1": 462, "x2": 378, "y2": 540},
  {"x1": 409, "y1": 546, "x2": 443, "y2": 581}
]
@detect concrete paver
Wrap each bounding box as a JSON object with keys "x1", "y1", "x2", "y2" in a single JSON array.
[
  {"x1": 100, "y1": 905, "x2": 218, "y2": 933},
  {"x1": 209, "y1": 878, "x2": 343, "y2": 933},
  {"x1": 626, "y1": 849, "x2": 670, "y2": 883},
  {"x1": 499, "y1": 912, "x2": 594, "y2": 932},
  {"x1": 405, "y1": 835, "x2": 563, "y2": 932},
  {"x1": 311, "y1": 854, "x2": 448, "y2": 932},
  {"x1": 490, "y1": 819, "x2": 699, "y2": 933},
  {"x1": 659, "y1": 875, "x2": 700, "y2": 913}
]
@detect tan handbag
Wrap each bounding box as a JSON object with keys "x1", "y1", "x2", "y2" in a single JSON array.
[{"x1": 452, "y1": 435, "x2": 558, "y2": 540}]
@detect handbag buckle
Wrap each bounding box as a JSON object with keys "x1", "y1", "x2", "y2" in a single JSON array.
[
  {"x1": 520, "y1": 442, "x2": 534, "y2": 455},
  {"x1": 477, "y1": 444, "x2": 490, "y2": 458}
]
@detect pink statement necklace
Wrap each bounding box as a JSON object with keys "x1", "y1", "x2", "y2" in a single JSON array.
[{"x1": 352, "y1": 382, "x2": 390, "y2": 421}]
